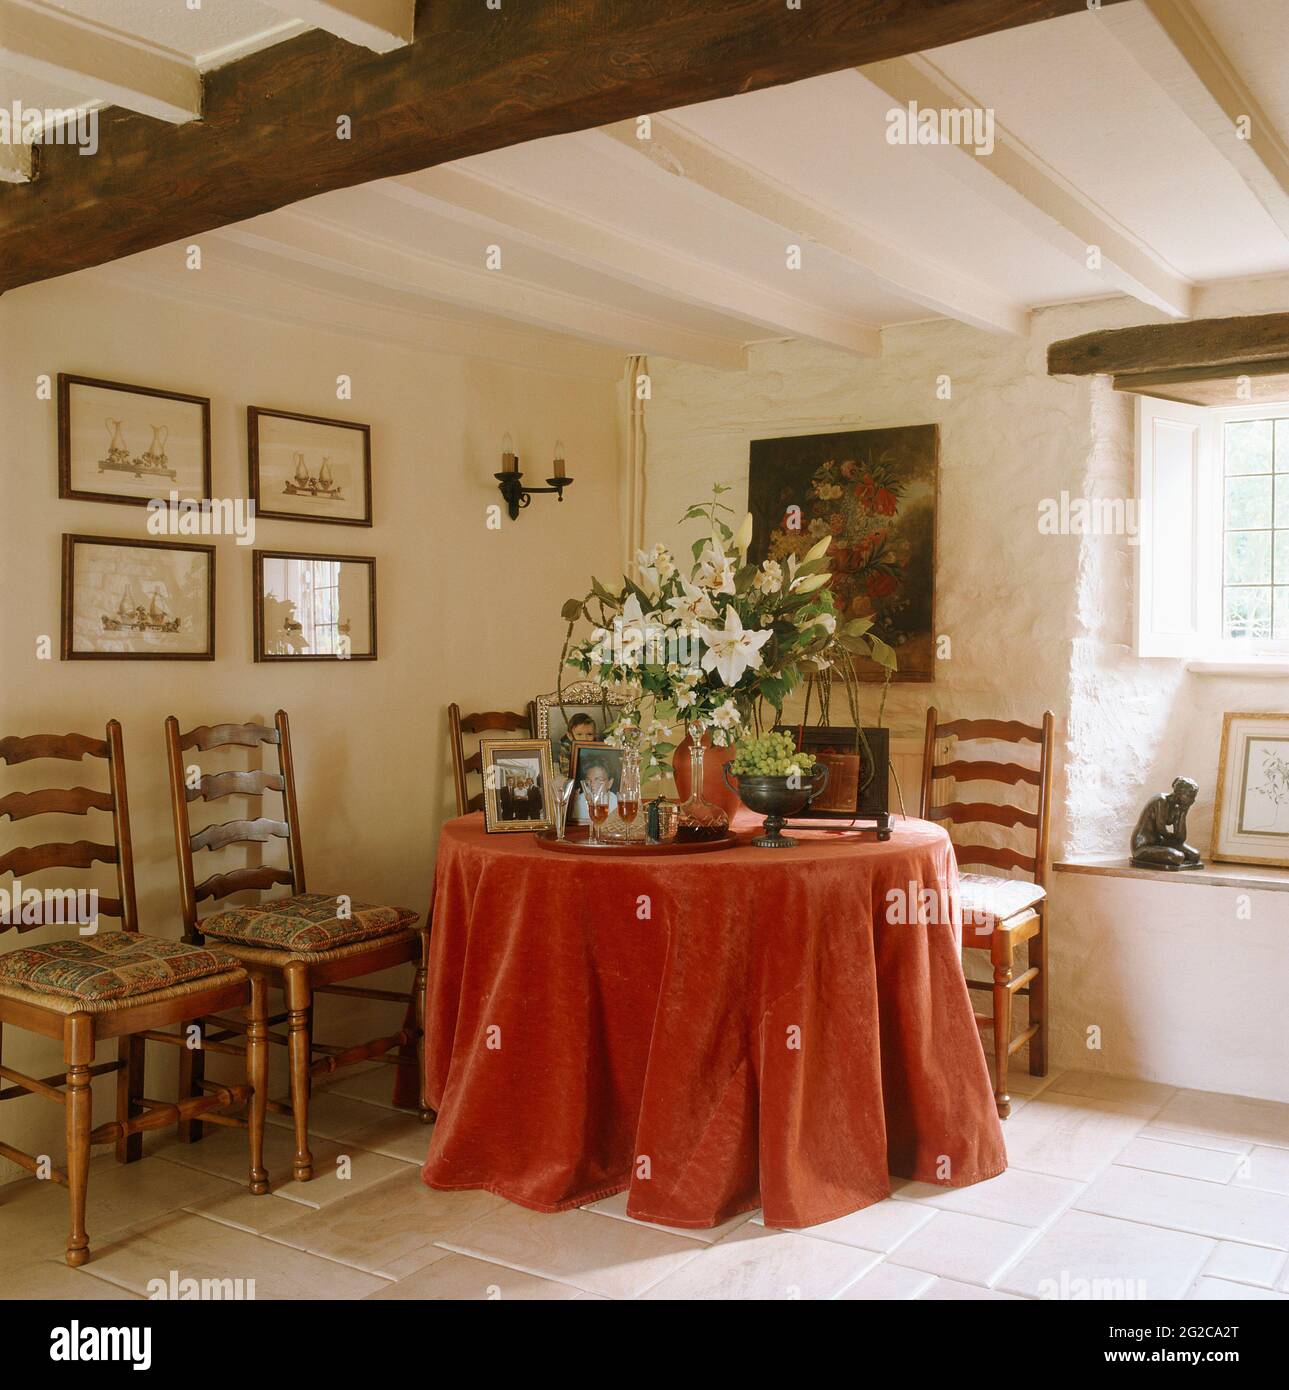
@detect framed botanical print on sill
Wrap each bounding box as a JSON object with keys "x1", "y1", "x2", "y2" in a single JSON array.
[
  {"x1": 62, "y1": 534, "x2": 215, "y2": 661},
  {"x1": 1211, "y1": 711, "x2": 1289, "y2": 867},
  {"x1": 252, "y1": 549, "x2": 377, "y2": 662}
]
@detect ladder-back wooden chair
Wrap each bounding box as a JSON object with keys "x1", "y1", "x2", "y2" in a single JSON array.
[
  {"x1": 918, "y1": 708, "x2": 1054, "y2": 1118},
  {"x1": 165, "y1": 711, "x2": 427, "y2": 1185},
  {"x1": 448, "y1": 702, "x2": 534, "y2": 816},
  {"x1": 0, "y1": 722, "x2": 267, "y2": 1266}
]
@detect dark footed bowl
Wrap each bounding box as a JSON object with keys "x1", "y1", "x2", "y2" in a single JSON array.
[{"x1": 721, "y1": 764, "x2": 830, "y2": 848}]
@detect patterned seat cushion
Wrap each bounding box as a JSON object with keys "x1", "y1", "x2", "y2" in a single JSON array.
[
  {"x1": 0, "y1": 934, "x2": 233, "y2": 1003},
  {"x1": 199, "y1": 893, "x2": 418, "y2": 953},
  {"x1": 959, "y1": 872, "x2": 1046, "y2": 938}
]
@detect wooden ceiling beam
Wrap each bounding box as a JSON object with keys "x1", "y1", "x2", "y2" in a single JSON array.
[
  {"x1": 0, "y1": 0, "x2": 1121, "y2": 295},
  {"x1": 1048, "y1": 313, "x2": 1289, "y2": 377},
  {"x1": 256, "y1": 0, "x2": 414, "y2": 54}
]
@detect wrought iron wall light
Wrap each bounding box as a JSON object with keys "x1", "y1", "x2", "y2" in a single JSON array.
[{"x1": 495, "y1": 433, "x2": 573, "y2": 519}]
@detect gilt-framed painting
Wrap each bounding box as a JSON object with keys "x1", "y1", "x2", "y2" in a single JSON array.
[
  {"x1": 58, "y1": 374, "x2": 211, "y2": 507},
  {"x1": 62, "y1": 534, "x2": 215, "y2": 660},
  {"x1": 252, "y1": 549, "x2": 376, "y2": 661},
  {"x1": 748, "y1": 425, "x2": 938, "y2": 681},
  {"x1": 531, "y1": 681, "x2": 632, "y2": 776},
  {"x1": 1211, "y1": 711, "x2": 1289, "y2": 867},
  {"x1": 248, "y1": 407, "x2": 372, "y2": 527}
]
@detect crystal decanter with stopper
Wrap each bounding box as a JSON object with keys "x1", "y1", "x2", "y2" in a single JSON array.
[{"x1": 675, "y1": 722, "x2": 730, "y2": 843}]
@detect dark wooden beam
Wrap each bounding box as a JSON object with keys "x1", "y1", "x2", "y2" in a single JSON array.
[
  {"x1": 2, "y1": 0, "x2": 1118, "y2": 294},
  {"x1": 1048, "y1": 312, "x2": 1289, "y2": 377}
]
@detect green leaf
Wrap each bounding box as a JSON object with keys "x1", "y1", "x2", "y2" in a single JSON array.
[
  {"x1": 734, "y1": 563, "x2": 758, "y2": 594},
  {"x1": 692, "y1": 537, "x2": 708, "y2": 562},
  {"x1": 841, "y1": 617, "x2": 874, "y2": 637},
  {"x1": 793, "y1": 556, "x2": 830, "y2": 578},
  {"x1": 561, "y1": 599, "x2": 584, "y2": 622},
  {"x1": 867, "y1": 636, "x2": 898, "y2": 670},
  {"x1": 591, "y1": 577, "x2": 620, "y2": 606}
]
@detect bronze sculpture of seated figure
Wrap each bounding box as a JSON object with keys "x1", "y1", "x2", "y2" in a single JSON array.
[{"x1": 1130, "y1": 776, "x2": 1204, "y2": 870}]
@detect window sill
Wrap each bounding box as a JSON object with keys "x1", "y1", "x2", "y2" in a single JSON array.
[
  {"x1": 1054, "y1": 857, "x2": 1289, "y2": 893},
  {"x1": 1186, "y1": 661, "x2": 1289, "y2": 677}
]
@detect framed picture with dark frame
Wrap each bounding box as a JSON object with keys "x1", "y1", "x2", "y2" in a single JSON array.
[
  {"x1": 480, "y1": 738, "x2": 556, "y2": 833},
  {"x1": 775, "y1": 725, "x2": 890, "y2": 818},
  {"x1": 58, "y1": 373, "x2": 212, "y2": 507},
  {"x1": 61, "y1": 533, "x2": 215, "y2": 661},
  {"x1": 248, "y1": 406, "x2": 373, "y2": 527},
  {"x1": 252, "y1": 549, "x2": 377, "y2": 662},
  {"x1": 568, "y1": 742, "x2": 624, "y2": 825}
]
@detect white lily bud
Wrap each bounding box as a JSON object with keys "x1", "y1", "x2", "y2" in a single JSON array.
[
  {"x1": 733, "y1": 512, "x2": 754, "y2": 557},
  {"x1": 803, "y1": 534, "x2": 832, "y2": 563},
  {"x1": 791, "y1": 573, "x2": 831, "y2": 594}
]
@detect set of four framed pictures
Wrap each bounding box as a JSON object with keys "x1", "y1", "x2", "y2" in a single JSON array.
[{"x1": 57, "y1": 374, "x2": 376, "y2": 662}]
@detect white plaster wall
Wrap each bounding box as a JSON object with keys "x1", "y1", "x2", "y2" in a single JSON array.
[{"x1": 642, "y1": 278, "x2": 1289, "y2": 1101}]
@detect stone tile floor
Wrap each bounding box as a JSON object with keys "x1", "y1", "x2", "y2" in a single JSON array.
[{"x1": 2, "y1": 1064, "x2": 1288, "y2": 1300}]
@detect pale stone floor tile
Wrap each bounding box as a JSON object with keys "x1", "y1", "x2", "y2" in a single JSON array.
[
  {"x1": 320, "y1": 1064, "x2": 408, "y2": 1111},
  {"x1": 1139, "y1": 1125, "x2": 1253, "y2": 1156},
  {"x1": 998, "y1": 1093, "x2": 1156, "y2": 1182},
  {"x1": 639, "y1": 1224, "x2": 881, "y2": 1300},
  {"x1": 1152, "y1": 1089, "x2": 1289, "y2": 1151},
  {"x1": 438, "y1": 1202, "x2": 707, "y2": 1299},
  {"x1": 1049, "y1": 1071, "x2": 1177, "y2": 1111},
  {"x1": 263, "y1": 1091, "x2": 432, "y2": 1164},
  {"x1": 267, "y1": 1172, "x2": 504, "y2": 1279},
  {"x1": 998, "y1": 1209, "x2": 1213, "y2": 1300},
  {"x1": 183, "y1": 1186, "x2": 317, "y2": 1238},
  {"x1": 779, "y1": 1197, "x2": 936, "y2": 1253},
  {"x1": 835, "y1": 1261, "x2": 936, "y2": 1300},
  {"x1": 1115, "y1": 1137, "x2": 1243, "y2": 1184},
  {"x1": 1203, "y1": 1240, "x2": 1287, "y2": 1288},
  {"x1": 1, "y1": 1257, "x2": 142, "y2": 1300},
  {"x1": 84, "y1": 1209, "x2": 389, "y2": 1300},
  {"x1": 368, "y1": 1252, "x2": 594, "y2": 1301},
  {"x1": 584, "y1": 1190, "x2": 755, "y2": 1244},
  {"x1": 1076, "y1": 1165, "x2": 1289, "y2": 1248},
  {"x1": 917, "y1": 1277, "x2": 1025, "y2": 1300},
  {"x1": 1188, "y1": 1276, "x2": 1289, "y2": 1300},
  {"x1": 0, "y1": 1155, "x2": 233, "y2": 1267},
  {"x1": 890, "y1": 1167, "x2": 1081, "y2": 1228},
  {"x1": 1232, "y1": 1145, "x2": 1289, "y2": 1198},
  {"x1": 886, "y1": 1210, "x2": 1040, "y2": 1287}
]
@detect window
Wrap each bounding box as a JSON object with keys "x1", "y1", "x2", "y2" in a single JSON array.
[{"x1": 1136, "y1": 397, "x2": 1289, "y2": 660}]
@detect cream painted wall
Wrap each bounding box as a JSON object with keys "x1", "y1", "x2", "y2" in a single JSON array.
[
  {"x1": 0, "y1": 272, "x2": 622, "y2": 1180},
  {"x1": 640, "y1": 278, "x2": 1289, "y2": 1102}
]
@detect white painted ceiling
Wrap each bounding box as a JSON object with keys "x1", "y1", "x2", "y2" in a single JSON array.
[{"x1": 7, "y1": 0, "x2": 1289, "y2": 366}]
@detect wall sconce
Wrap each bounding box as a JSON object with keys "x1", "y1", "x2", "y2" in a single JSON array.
[{"x1": 495, "y1": 433, "x2": 573, "y2": 520}]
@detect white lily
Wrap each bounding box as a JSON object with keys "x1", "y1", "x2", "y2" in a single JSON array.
[
  {"x1": 697, "y1": 606, "x2": 773, "y2": 687},
  {"x1": 694, "y1": 543, "x2": 736, "y2": 595},
  {"x1": 665, "y1": 580, "x2": 719, "y2": 624},
  {"x1": 711, "y1": 699, "x2": 741, "y2": 730}
]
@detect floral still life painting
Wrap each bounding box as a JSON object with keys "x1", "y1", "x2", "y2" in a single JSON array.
[{"x1": 747, "y1": 425, "x2": 938, "y2": 681}]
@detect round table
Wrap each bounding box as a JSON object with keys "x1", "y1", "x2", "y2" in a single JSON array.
[{"x1": 417, "y1": 812, "x2": 1006, "y2": 1230}]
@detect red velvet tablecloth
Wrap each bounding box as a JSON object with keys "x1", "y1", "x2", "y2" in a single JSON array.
[{"x1": 417, "y1": 813, "x2": 1005, "y2": 1229}]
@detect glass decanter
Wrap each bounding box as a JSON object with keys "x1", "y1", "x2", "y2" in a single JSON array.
[{"x1": 675, "y1": 723, "x2": 730, "y2": 843}]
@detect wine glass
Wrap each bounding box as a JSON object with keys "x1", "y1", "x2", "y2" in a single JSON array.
[{"x1": 582, "y1": 777, "x2": 611, "y2": 845}]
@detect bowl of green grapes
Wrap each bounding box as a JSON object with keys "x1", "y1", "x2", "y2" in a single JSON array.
[{"x1": 721, "y1": 732, "x2": 830, "y2": 849}]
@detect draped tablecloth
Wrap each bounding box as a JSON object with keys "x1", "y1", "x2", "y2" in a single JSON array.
[{"x1": 415, "y1": 813, "x2": 1006, "y2": 1230}]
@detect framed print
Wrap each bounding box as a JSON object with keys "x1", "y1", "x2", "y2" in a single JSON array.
[
  {"x1": 253, "y1": 549, "x2": 376, "y2": 661},
  {"x1": 480, "y1": 738, "x2": 555, "y2": 833},
  {"x1": 775, "y1": 725, "x2": 890, "y2": 818},
  {"x1": 748, "y1": 425, "x2": 938, "y2": 681},
  {"x1": 532, "y1": 680, "x2": 632, "y2": 776},
  {"x1": 248, "y1": 407, "x2": 372, "y2": 526},
  {"x1": 58, "y1": 374, "x2": 211, "y2": 507},
  {"x1": 62, "y1": 534, "x2": 214, "y2": 660},
  {"x1": 568, "y1": 742, "x2": 623, "y2": 825},
  {"x1": 1211, "y1": 711, "x2": 1289, "y2": 867}
]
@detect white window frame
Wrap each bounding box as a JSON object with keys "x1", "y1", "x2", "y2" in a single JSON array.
[{"x1": 1135, "y1": 394, "x2": 1289, "y2": 662}]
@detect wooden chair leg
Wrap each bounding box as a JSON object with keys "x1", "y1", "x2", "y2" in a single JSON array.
[
  {"x1": 284, "y1": 961, "x2": 314, "y2": 1182},
  {"x1": 64, "y1": 1013, "x2": 93, "y2": 1267},
  {"x1": 991, "y1": 935, "x2": 1014, "y2": 1120},
  {"x1": 1028, "y1": 909, "x2": 1049, "y2": 1077},
  {"x1": 415, "y1": 930, "x2": 433, "y2": 1124},
  {"x1": 177, "y1": 1016, "x2": 206, "y2": 1143},
  {"x1": 114, "y1": 1034, "x2": 145, "y2": 1164},
  {"x1": 246, "y1": 976, "x2": 270, "y2": 1195}
]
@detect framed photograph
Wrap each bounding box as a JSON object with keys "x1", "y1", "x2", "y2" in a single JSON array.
[
  {"x1": 480, "y1": 738, "x2": 555, "y2": 833},
  {"x1": 248, "y1": 407, "x2": 372, "y2": 527},
  {"x1": 62, "y1": 534, "x2": 215, "y2": 661},
  {"x1": 58, "y1": 374, "x2": 211, "y2": 507},
  {"x1": 252, "y1": 549, "x2": 376, "y2": 661},
  {"x1": 532, "y1": 680, "x2": 632, "y2": 776},
  {"x1": 749, "y1": 425, "x2": 938, "y2": 681},
  {"x1": 773, "y1": 725, "x2": 890, "y2": 818},
  {"x1": 568, "y1": 742, "x2": 623, "y2": 825},
  {"x1": 1211, "y1": 712, "x2": 1289, "y2": 867}
]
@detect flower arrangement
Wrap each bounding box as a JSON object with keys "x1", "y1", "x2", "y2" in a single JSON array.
[{"x1": 557, "y1": 486, "x2": 896, "y2": 781}]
